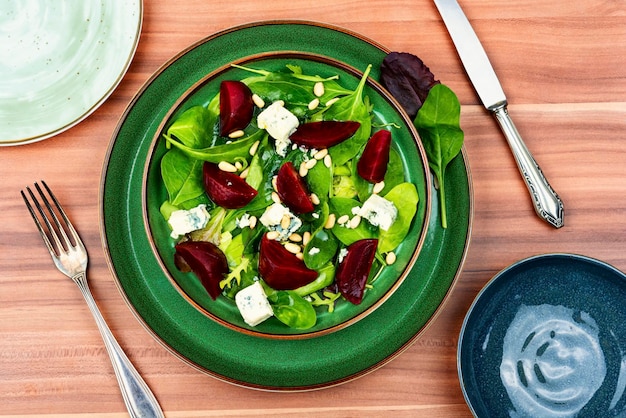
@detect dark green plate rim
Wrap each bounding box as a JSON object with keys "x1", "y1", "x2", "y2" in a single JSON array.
[{"x1": 100, "y1": 20, "x2": 473, "y2": 390}]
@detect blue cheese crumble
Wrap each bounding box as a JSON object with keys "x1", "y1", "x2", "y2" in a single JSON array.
[
  {"x1": 167, "y1": 204, "x2": 210, "y2": 238},
  {"x1": 235, "y1": 281, "x2": 274, "y2": 326},
  {"x1": 352, "y1": 194, "x2": 398, "y2": 231},
  {"x1": 259, "y1": 202, "x2": 302, "y2": 240},
  {"x1": 256, "y1": 101, "x2": 299, "y2": 157}
]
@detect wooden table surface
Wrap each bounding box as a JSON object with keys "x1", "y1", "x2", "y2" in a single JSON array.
[{"x1": 2, "y1": 1, "x2": 625, "y2": 416}]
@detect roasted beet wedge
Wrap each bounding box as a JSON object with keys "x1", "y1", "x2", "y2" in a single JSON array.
[
  {"x1": 336, "y1": 239, "x2": 378, "y2": 304},
  {"x1": 203, "y1": 162, "x2": 257, "y2": 209},
  {"x1": 276, "y1": 162, "x2": 314, "y2": 214},
  {"x1": 175, "y1": 241, "x2": 229, "y2": 300},
  {"x1": 357, "y1": 129, "x2": 392, "y2": 183},
  {"x1": 289, "y1": 120, "x2": 360, "y2": 149},
  {"x1": 258, "y1": 234, "x2": 318, "y2": 290},
  {"x1": 219, "y1": 80, "x2": 254, "y2": 136}
]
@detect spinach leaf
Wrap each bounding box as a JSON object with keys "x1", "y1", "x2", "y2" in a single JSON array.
[
  {"x1": 378, "y1": 182, "x2": 419, "y2": 253},
  {"x1": 414, "y1": 84, "x2": 464, "y2": 228},
  {"x1": 166, "y1": 129, "x2": 266, "y2": 163},
  {"x1": 268, "y1": 290, "x2": 317, "y2": 329},
  {"x1": 160, "y1": 148, "x2": 205, "y2": 207},
  {"x1": 164, "y1": 105, "x2": 216, "y2": 148},
  {"x1": 304, "y1": 228, "x2": 338, "y2": 270},
  {"x1": 303, "y1": 202, "x2": 339, "y2": 270},
  {"x1": 294, "y1": 263, "x2": 335, "y2": 297},
  {"x1": 305, "y1": 159, "x2": 332, "y2": 203},
  {"x1": 246, "y1": 79, "x2": 314, "y2": 109}
]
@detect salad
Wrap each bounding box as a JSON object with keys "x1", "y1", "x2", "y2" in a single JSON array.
[{"x1": 157, "y1": 61, "x2": 421, "y2": 331}]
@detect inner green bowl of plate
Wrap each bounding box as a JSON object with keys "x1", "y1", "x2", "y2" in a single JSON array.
[{"x1": 143, "y1": 52, "x2": 431, "y2": 339}]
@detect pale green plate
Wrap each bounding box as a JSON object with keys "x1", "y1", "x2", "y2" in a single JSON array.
[
  {"x1": 0, "y1": 1, "x2": 142, "y2": 145},
  {"x1": 101, "y1": 21, "x2": 473, "y2": 390}
]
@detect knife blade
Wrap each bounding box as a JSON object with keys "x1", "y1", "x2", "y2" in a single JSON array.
[{"x1": 434, "y1": 0, "x2": 564, "y2": 228}]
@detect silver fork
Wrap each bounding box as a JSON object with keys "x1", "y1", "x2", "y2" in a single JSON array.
[{"x1": 22, "y1": 181, "x2": 164, "y2": 418}]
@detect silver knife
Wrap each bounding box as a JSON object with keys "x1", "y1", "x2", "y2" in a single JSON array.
[{"x1": 434, "y1": 0, "x2": 564, "y2": 228}]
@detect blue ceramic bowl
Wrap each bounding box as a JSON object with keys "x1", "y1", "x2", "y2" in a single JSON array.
[{"x1": 459, "y1": 253, "x2": 626, "y2": 417}]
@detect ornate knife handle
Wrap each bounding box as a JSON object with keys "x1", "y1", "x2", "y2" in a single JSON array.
[{"x1": 491, "y1": 103, "x2": 564, "y2": 228}]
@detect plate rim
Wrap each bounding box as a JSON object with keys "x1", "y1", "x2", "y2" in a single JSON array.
[
  {"x1": 100, "y1": 19, "x2": 474, "y2": 390},
  {"x1": 0, "y1": 0, "x2": 144, "y2": 146}
]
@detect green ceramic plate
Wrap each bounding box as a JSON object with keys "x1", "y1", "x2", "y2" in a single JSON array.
[
  {"x1": 100, "y1": 20, "x2": 473, "y2": 390},
  {"x1": 145, "y1": 52, "x2": 431, "y2": 338}
]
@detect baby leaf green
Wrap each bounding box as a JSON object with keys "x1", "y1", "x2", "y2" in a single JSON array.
[
  {"x1": 164, "y1": 105, "x2": 215, "y2": 148},
  {"x1": 160, "y1": 148, "x2": 205, "y2": 207},
  {"x1": 414, "y1": 84, "x2": 463, "y2": 228},
  {"x1": 378, "y1": 182, "x2": 419, "y2": 253}
]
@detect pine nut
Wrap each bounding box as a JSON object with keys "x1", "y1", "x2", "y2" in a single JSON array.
[
  {"x1": 310, "y1": 193, "x2": 320, "y2": 205},
  {"x1": 386, "y1": 252, "x2": 397, "y2": 265},
  {"x1": 228, "y1": 130, "x2": 245, "y2": 139},
  {"x1": 295, "y1": 252, "x2": 304, "y2": 260},
  {"x1": 299, "y1": 162, "x2": 308, "y2": 177},
  {"x1": 313, "y1": 149, "x2": 328, "y2": 160},
  {"x1": 323, "y1": 154, "x2": 332, "y2": 168},
  {"x1": 284, "y1": 242, "x2": 301, "y2": 254},
  {"x1": 326, "y1": 97, "x2": 339, "y2": 107},
  {"x1": 266, "y1": 230, "x2": 280, "y2": 240},
  {"x1": 313, "y1": 81, "x2": 325, "y2": 97},
  {"x1": 280, "y1": 214, "x2": 291, "y2": 229},
  {"x1": 249, "y1": 140, "x2": 260, "y2": 156},
  {"x1": 239, "y1": 167, "x2": 249, "y2": 179},
  {"x1": 324, "y1": 213, "x2": 336, "y2": 229},
  {"x1": 337, "y1": 214, "x2": 350, "y2": 225},
  {"x1": 252, "y1": 93, "x2": 265, "y2": 108},
  {"x1": 349, "y1": 215, "x2": 362, "y2": 229},
  {"x1": 289, "y1": 233, "x2": 303, "y2": 242},
  {"x1": 305, "y1": 158, "x2": 317, "y2": 169},
  {"x1": 302, "y1": 231, "x2": 312, "y2": 246},
  {"x1": 218, "y1": 161, "x2": 237, "y2": 172},
  {"x1": 248, "y1": 216, "x2": 257, "y2": 229},
  {"x1": 308, "y1": 98, "x2": 320, "y2": 110},
  {"x1": 373, "y1": 181, "x2": 385, "y2": 194},
  {"x1": 235, "y1": 161, "x2": 243, "y2": 170},
  {"x1": 271, "y1": 191, "x2": 281, "y2": 203},
  {"x1": 271, "y1": 175, "x2": 278, "y2": 190}
]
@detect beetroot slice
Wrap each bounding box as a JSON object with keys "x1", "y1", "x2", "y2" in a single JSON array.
[
  {"x1": 203, "y1": 162, "x2": 257, "y2": 209},
  {"x1": 258, "y1": 234, "x2": 318, "y2": 290},
  {"x1": 336, "y1": 239, "x2": 378, "y2": 304},
  {"x1": 357, "y1": 129, "x2": 392, "y2": 183},
  {"x1": 289, "y1": 121, "x2": 360, "y2": 149},
  {"x1": 219, "y1": 80, "x2": 254, "y2": 136},
  {"x1": 276, "y1": 162, "x2": 314, "y2": 214},
  {"x1": 175, "y1": 241, "x2": 229, "y2": 300}
]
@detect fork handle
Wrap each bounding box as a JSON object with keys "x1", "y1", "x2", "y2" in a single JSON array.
[{"x1": 74, "y1": 273, "x2": 165, "y2": 418}]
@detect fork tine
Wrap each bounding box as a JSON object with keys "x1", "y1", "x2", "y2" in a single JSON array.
[
  {"x1": 38, "y1": 181, "x2": 83, "y2": 249},
  {"x1": 21, "y1": 187, "x2": 58, "y2": 257}
]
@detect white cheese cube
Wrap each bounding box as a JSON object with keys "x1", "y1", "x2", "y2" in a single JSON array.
[
  {"x1": 352, "y1": 194, "x2": 398, "y2": 231},
  {"x1": 256, "y1": 101, "x2": 299, "y2": 157},
  {"x1": 167, "y1": 204, "x2": 210, "y2": 238},
  {"x1": 259, "y1": 202, "x2": 302, "y2": 240},
  {"x1": 235, "y1": 281, "x2": 274, "y2": 327}
]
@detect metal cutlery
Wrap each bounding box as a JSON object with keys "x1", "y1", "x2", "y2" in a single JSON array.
[
  {"x1": 21, "y1": 181, "x2": 164, "y2": 418},
  {"x1": 434, "y1": 0, "x2": 564, "y2": 228}
]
